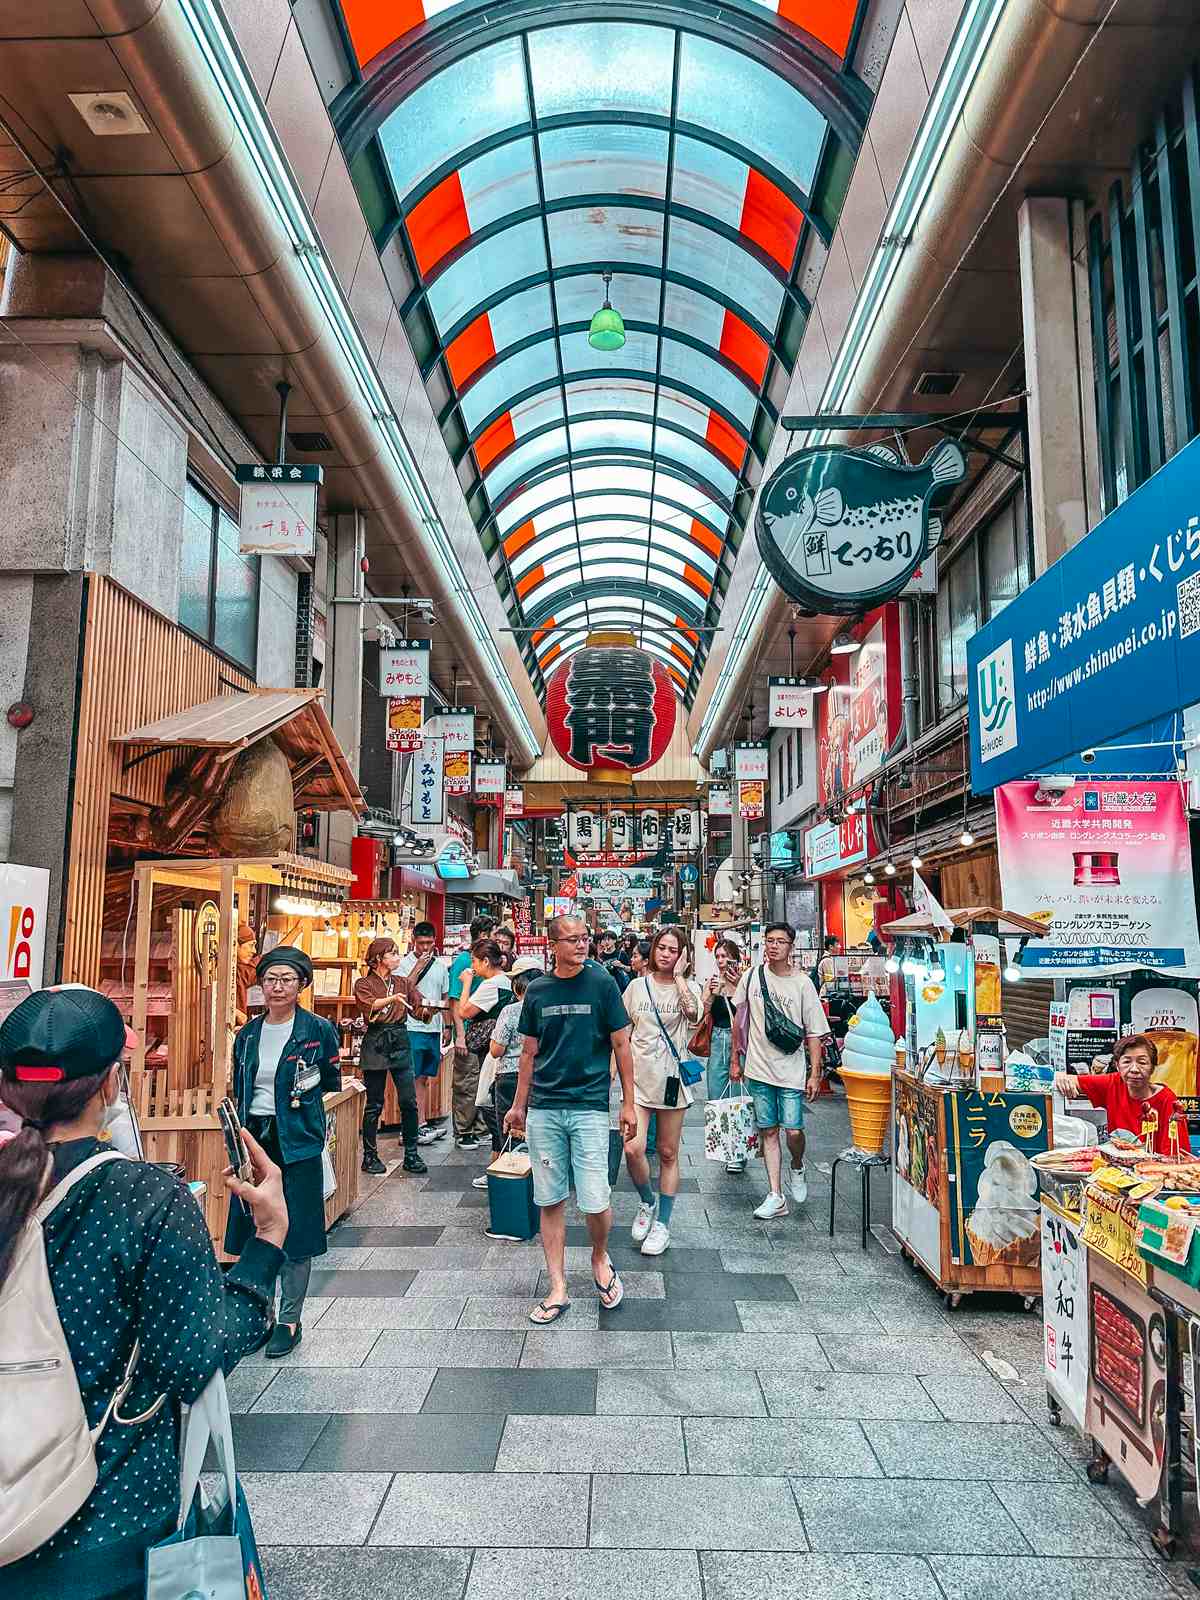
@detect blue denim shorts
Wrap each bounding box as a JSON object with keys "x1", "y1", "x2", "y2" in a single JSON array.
[
  {"x1": 525, "y1": 1107, "x2": 611, "y2": 1213},
  {"x1": 407, "y1": 1032, "x2": 443, "y2": 1078},
  {"x1": 747, "y1": 1079, "x2": 806, "y2": 1132}
]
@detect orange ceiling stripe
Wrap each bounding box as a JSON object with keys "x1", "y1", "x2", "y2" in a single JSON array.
[
  {"x1": 540, "y1": 642, "x2": 562, "y2": 669},
  {"x1": 340, "y1": 0, "x2": 424, "y2": 68},
  {"x1": 474, "y1": 412, "x2": 516, "y2": 473},
  {"x1": 706, "y1": 411, "x2": 746, "y2": 470},
  {"x1": 688, "y1": 519, "x2": 723, "y2": 561},
  {"x1": 718, "y1": 310, "x2": 769, "y2": 386},
  {"x1": 531, "y1": 618, "x2": 556, "y2": 648},
  {"x1": 667, "y1": 666, "x2": 687, "y2": 693},
  {"x1": 516, "y1": 564, "x2": 545, "y2": 601},
  {"x1": 504, "y1": 519, "x2": 538, "y2": 558},
  {"x1": 674, "y1": 617, "x2": 700, "y2": 644},
  {"x1": 445, "y1": 312, "x2": 496, "y2": 390},
  {"x1": 682, "y1": 564, "x2": 714, "y2": 597},
  {"x1": 777, "y1": 0, "x2": 856, "y2": 59},
  {"x1": 670, "y1": 642, "x2": 693, "y2": 666},
  {"x1": 406, "y1": 171, "x2": 472, "y2": 277},
  {"x1": 739, "y1": 168, "x2": 804, "y2": 274}
]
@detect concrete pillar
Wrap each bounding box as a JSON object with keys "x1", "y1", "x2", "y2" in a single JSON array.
[
  {"x1": 326, "y1": 511, "x2": 366, "y2": 869},
  {"x1": 1018, "y1": 196, "x2": 1104, "y2": 573}
]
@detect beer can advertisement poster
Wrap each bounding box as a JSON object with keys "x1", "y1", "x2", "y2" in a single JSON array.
[{"x1": 995, "y1": 780, "x2": 1200, "y2": 976}]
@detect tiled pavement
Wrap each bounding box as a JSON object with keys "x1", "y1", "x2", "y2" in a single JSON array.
[{"x1": 232, "y1": 1092, "x2": 1196, "y2": 1598}]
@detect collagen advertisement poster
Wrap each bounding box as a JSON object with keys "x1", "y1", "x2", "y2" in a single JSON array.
[{"x1": 996, "y1": 780, "x2": 1200, "y2": 976}]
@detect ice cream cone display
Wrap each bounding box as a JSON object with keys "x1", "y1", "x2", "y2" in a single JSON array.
[
  {"x1": 840, "y1": 994, "x2": 896, "y2": 1154},
  {"x1": 964, "y1": 1141, "x2": 1040, "y2": 1266}
]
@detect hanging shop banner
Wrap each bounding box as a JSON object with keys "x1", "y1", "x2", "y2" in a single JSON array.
[
  {"x1": 0, "y1": 862, "x2": 50, "y2": 989},
  {"x1": 995, "y1": 780, "x2": 1200, "y2": 975},
  {"x1": 738, "y1": 780, "x2": 765, "y2": 820},
  {"x1": 803, "y1": 808, "x2": 868, "y2": 877},
  {"x1": 545, "y1": 645, "x2": 676, "y2": 773},
  {"x1": 577, "y1": 867, "x2": 656, "y2": 898},
  {"x1": 945, "y1": 1089, "x2": 1050, "y2": 1268},
  {"x1": 379, "y1": 640, "x2": 431, "y2": 698},
  {"x1": 734, "y1": 743, "x2": 769, "y2": 781},
  {"x1": 409, "y1": 733, "x2": 444, "y2": 826},
  {"x1": 443, "y1": 748, "x2": 473, "y2": 796},
  {"x1": 967, "y1": 433, "x2": 1200, "y2": 791},
  {"x1": 440, "y1": 710, "x2": 475, "y2": 754},
  {"x1": 637, "y1": 809, "x2": 661, "y2": 851},
  {"x1": 707, "y1": 787, "x2": 732, "y2": 817},
  {"x1": 235, "y1": 463, "x2": 321, "y2": 556},
  {"x1": 767, "y1": 678, "x2": 815, "y2": 730},
  {"x1": 475, "y1": 760, "x2": 506, "y2": 798},
  {"x1": 755, "y1": 440, "x2": 965, "y2": 612},
  {"x1": 1040, "y1": 1202, "x2": 1089, "y2": 1431},
  {"x1": 385, "y1": 696, "x2": 424, "y2": 753},
  {"x1": 819, "y1": 621, "x2": 890, "y2": 801},
  {"x1": 505, "y1": 787, "x2": 524, "y2": 817}
]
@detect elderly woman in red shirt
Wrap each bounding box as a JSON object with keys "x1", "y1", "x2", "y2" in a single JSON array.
[{"x1": 1055, "y1": 1033, "x2": 1191, "y2": 1155}]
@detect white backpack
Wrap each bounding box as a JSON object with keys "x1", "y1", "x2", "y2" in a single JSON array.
[{"x1": 0, "y1": 1150, "x2": 165, "y2": 1565}]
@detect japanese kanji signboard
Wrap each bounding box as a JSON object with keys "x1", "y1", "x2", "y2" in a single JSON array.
[
  {"x1": 409, "y1": 731, "x2": 444, "y2": 825},
  {"x1": 767, "y1": 678, "x2": 815, "y2": 729},
  {"x1": 945, "y1": 1089, "x2": 1049, "y2": 1268},
  {"x1": 505, "y1": 787, "x2": 524, "y2": 816},
  {"x1": 475, "y1": 760, "x2": 506, "y2": 798},
  {"x1": 1040, "y1": 1200, "x2": 1089, "y2": 1430},
  {"x1": 707, "y1": 787, "x2": 732, "y2": 817},
  {"x1": 756, "y1": 440, "x2": 965, "y2": 613},
  {"x1": 996, "y1": 780, "x2": 1200, "y2": 975},
  {"x1": 734, "y1": 743, "x2": 769, "y2": 781},
  {"x1": 386, "y1": 696, "x2": 423, "y2": 753},
  {"x1": 235, "y1": 463, "x2": 322, "y2": 556},
  {"x1": 738, "y1": 780, "x2": 764, "y2": 820},
  {"x1": 380, "y1": 641, "x2": 431, "y2": 698},
  {"x1": 546, "y1": 646, "x2": 676, "y2": 774}
]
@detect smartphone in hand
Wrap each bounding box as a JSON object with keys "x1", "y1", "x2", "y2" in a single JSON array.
[{"x1": 218, "y1": 1096, "x2": 253, "y2": 1183}]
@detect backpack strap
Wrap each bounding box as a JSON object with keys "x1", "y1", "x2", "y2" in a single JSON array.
[{"x1": 33, "y1": 1149, "x2": 127, "y2": 1225}]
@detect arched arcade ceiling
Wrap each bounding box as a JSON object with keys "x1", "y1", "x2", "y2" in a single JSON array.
[{"x1": 328, "y1": 0, "x2": 874, "y2": 711}]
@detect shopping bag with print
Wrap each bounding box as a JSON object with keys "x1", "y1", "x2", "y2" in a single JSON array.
[
  {"x1": 145, "y1": 1367, "x2": 268, "y2": 1600},
  {"x1": 704, "y1": 1090, "x2": 759, "y2": 1166}
]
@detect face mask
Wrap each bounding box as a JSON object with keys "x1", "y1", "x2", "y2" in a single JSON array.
[{"x1": 101, "y1": 1092, "x2": 126, "y2": 1131}]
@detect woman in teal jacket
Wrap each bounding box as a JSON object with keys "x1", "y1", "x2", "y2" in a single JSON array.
[{"x1": 225, "y1": 945, "x2": 342, "y2": 1356}]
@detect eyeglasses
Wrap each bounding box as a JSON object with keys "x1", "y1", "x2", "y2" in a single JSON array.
[
  {"x1": 555, "y1": 934, "x2": 589, "y2": 944},
  {"x1": 262, "y1": 973, "x2": 301, "y2": 988}
]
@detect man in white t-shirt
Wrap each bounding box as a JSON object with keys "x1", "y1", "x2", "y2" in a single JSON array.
[
  {"x1": 396, "y1": 921, "x2": 450, "y2": 1142},
  {"x1": 731, "y1": 920, "x2": 828, "y2": 1219}
]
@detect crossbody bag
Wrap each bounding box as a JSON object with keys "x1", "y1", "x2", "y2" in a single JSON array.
[
  {"x1": 756, "y1": 964, "x2": 807, "y2": 1055},
  {"x1": 643, "y1": 978, "x2": 704, "y2": 1087}
]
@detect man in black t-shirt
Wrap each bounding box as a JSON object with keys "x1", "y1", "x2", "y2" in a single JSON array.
[{"x1": 506, "y1": 914, "x2": 637, "y2": 1325}]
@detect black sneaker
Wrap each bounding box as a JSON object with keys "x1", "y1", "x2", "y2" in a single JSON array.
[
  {"x1": 361, "y1": 1155, "x2": 386, "y2": 1175},
  {"x1": 265, "y1": 1321, "x2": 302, "y2": 1358},
  {"x1": 457, "y1": 1135, "x2": 481, "y2": 1150},
  {"x1": 402, "y1": 1150, "x2": 428, "y2": 1174}
]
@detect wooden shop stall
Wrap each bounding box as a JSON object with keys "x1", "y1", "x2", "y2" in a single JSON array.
[{"x1": 886, "y1": 905, "x2": 1055, "y2": 1308}]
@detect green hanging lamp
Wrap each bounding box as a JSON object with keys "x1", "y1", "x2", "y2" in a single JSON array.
[{"x1": 588, "y1": 270, "x2": 626, "y2": 352}]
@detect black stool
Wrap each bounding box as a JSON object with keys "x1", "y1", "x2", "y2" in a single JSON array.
[{"x1": 828, "y1": 1146, "x2": 891, "y2": 1250}]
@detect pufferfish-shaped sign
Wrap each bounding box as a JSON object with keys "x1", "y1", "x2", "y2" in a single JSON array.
[{"x1": 756, "y1": 439, "x2": 967, "y2": 613}]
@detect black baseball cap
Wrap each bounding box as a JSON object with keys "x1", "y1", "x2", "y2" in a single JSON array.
[{"x1": 0, "y1": 987, "x2": 127, "y2": 1083}]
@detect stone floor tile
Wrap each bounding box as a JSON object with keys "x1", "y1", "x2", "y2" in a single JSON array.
[
  {"x1": 308, "y1": 1270, "x2": 418, "y2": 1298},
  {"x1": 671, "y1": 1331, "x2": 831, "y2": 1370},
  {"x1": 370, "y1": 1472, "x2": 590, "y2": 1547},
  {"x1": 758, "y1": 1371, "x2": 940, "y2": 1421},
  {"x1": 521, "y1": 1329, "x2": 674, "y2": 1367},
  {"x1": 795, "y1": 1478, "x2": 1029, "y2": 1554},
  {"x1": 596, "y1": 1367, "x2": 766, "y2": 1417},
  {"x1": 736, "y1": 1298, "x2": 876, "y2": 1334},
  {"x1": 261, "y1": 1547, "x2": 471, "y2": 1600},
  {"x1": 421, "y1": 1366, "x2": 596, "y2": 1415},
  {"x1": 312, "y1": 1247, "x2": 376, "y2": 1271},
  {"x1": 864, "y1": 1420, "x2": 1078, "y2": 1480},
  {"x1": 365, "y1": 1244, "x2": 491, "y2": 1269},
  {"x1": 304, "y1": 1413, "x2": 504, "y2": 1473},
  {"x1": 700, "y1": 1552, "x2": 939, "y2": 1600},
  {"x1": 821, "y1": 1332, "x2": 982, "y2": 1375},
  {"x1": 927, "y1": 1556, "x2": 1179, "y2": 1600},
  {"x1": 536, "y1": 1270, "x2": 666, "y2": 1300},
  {"x1": 590, "y1": 1471, "x2": 807, "y2": 1550},
  {"x1": 989, "y1": 1483, "x2": 1140, "y2": 1555},
  {"x1": 406, "y1": 1268, "x2": 540, "y2": 1296},
  {"x1": 366, "y1": 1329, "x2": 524, "y2": 1367},
  {"x1": 602, "y1": 1298, "x2": 743, "y2": 1332},
  {"x1": 919, "y1": 1372, "x2": 1031, "y2": 1423},
  {"x1": 239, "y1": 1472, "x2": 391, "y2": 1544},
  {"x1": 300, "y1": 1297, "x2": 336, "y2": 1328},
  {"x1": 460, "y1": 1295, "x2": 601, "y2": 1330},
  {"x1": 316, "y1": 1296, "x2": 467, "y2": 1330},
  {"x1": 497, "y1": 1413, "x2": 686, "y2": 1472},
  {"x1": 331, "y1": 1225, "x2": 446, "y2": 1247},
  {"x1": 683, "y1": 1417, "x2": 880, "y2": 1476},
  {"x1": 243, "y1": 1328, "x2": 380, "y2": 1367},
  {"x1": 467, "y1": 1549, "x2": 702, "y2": 1600},
  {"x1": 250, "y1": 1367, "x2": 435, "y2": 1413},
  {"x1": 204, "y1": 1413, "x2": 330, "y2": 1472},
  {"x1": 226, "y1": 1363, "x2": 277, "y2": 1413}
]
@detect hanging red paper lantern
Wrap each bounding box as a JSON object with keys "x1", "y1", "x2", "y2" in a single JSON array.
[{"x1": 545, "y1": 635, "x2": 677, "y2": 778}]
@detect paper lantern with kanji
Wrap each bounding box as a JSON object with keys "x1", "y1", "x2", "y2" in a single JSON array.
[{"x1": 546, "y1": 637, "x2": 677, "y2": 780}]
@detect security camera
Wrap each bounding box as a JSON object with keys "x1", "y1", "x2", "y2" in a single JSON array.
[
  {"x1": 418, "y1": 604, "x2": 437, "y2": 626},
  {"x1": 1036, "y1": 774, "x2": 1074, "y2": 795},
  {"x1": 1080, "y1": 748, "x2": 1097, "y2": 765}
]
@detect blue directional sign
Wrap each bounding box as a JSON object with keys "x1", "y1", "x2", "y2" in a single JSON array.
[{"x1": 967, "y1": 436, "x2": 1200, "y2": 791}]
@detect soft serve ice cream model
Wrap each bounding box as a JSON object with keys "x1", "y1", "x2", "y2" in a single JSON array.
[
  {"x1": 964, "y1": 1140, "x2": 1039, "y2": 1266},
  {"x1": 839, "y1": 994, "x2": 896, "y2": 1154},
  {"x1": 841, "y1": 994, "x2": 896, "y2": 1075}
]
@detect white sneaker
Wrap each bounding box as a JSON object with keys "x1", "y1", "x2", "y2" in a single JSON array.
[
  {"x1": 471, "y1": 1173, "x2": 489, "y2": 1190},
  {"x1": 790, "y1": 1166, "x2": 808, "y2": 1205},
  {"x1": 631, "y1": 1200, "x2": 657, "y2": 1244},
  {"x1": 754, "y1": 1192, "x2": 788, "y2": 1220},
  {"x1": 641, "y1": 1221, "x2": 671, "y2": 1256}
]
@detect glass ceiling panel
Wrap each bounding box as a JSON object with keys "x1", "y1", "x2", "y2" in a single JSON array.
[
  {"x1": 676, "y1": 33, "x2": 826, "y2": 194},
  {"x1": 380, "y1": 37, "x2": 529, "y2": 200},
  {"x1": 671, "y1": 137, "x2": 752, "y2": 232},
  {"x1": 427, "y1": 218, "x2": 546, "y2": 334},
  {"x1": 567, "y1": 416, "x2": 655, "y2": 456},
  {"x1": 486, "y1": 283, "x2": 554, "y2": 355},
  {"x1": 668, "y1": 216, "x2": 784, "y2": 331},
  {"x1": 559, "y1": 327, "x2": 658, "y2": 379},
  {"x1": 454, "y1": 139, "x2": 540, "y2": 232},
  {"x1": 484, "y1": 426, "x2": 569, "y2": 500},
  {"x1": 547, "y1": 205, "x2": 664, "y2": 273},
  {"x1": 564, "y1": 379, "x2": 657, "y2": 421},
  {"x1": 506, "y1": 388, "x2": 565, "y2": 440},
  {"x1": 539, "y1": 123, "x2": 669, "y2": 204},
  {"x1": 553, "y1": 595, "x2": 680, "y2": 628},
  {"x1": 659, "y1": 343, "x2": 757, "y2": 426},
  {"x1": 527, "y1": 22, "x2": 675, "y2": 119},
  {"x1": 509, "y1": 523, "x2": 717, "y2": 581},
  {"x1": 662, "y1": 280, "x2": 728, "y2": 349},
  {"x1": 461, "y1": 342, "x2": 560, "y2": 433},
  {"x1": 531, "y1": 563, "x2": 701, "y2": 608},
  {"x1": 553, "y1": 272, "x2": 663, "y2": 329},
  {"x1": 656, "y1": 390, "x2": 721, "y2": 440}
]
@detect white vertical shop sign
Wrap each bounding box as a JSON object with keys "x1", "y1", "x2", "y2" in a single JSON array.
[
  {"x1": 734, "y1": 743, "x2": 769, "y2": 780},
  {"x1": 1040, "y1": 1203, "x2": 1089, "y2": 1430},
  {"x1": 767, "y1": 678, "x2": 815, "y2": 729},
  {"x1": 0, "y1": 863, "x2": 50, "y2": 988},
  {"x1": 475, "y1": 760, "x2": 506, "y2": 797},
  {"x1": 380, "y1": 641, "x2": 432, "y2": 697},
  {"x1": 409, "y1": 732, "x2": 445, "y2": 825}
]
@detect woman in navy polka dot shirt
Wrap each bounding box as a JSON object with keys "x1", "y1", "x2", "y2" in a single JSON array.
[{"x1": 0, "y1": 988, "x2": 288, "y2": 1600}]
